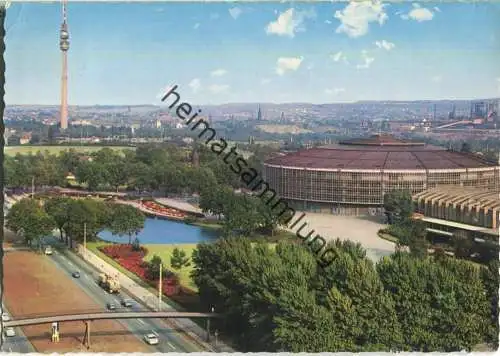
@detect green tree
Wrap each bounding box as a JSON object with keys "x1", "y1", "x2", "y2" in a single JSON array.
[
  {"x1": 480, "y1": 259, "x2": 499, "y2": 348},
  {"x1": 64, "y1": 199, "x2": 110, "y2": 247},
  {"x1": 6, "y1": 198, "x2": 55, "y2": 247},
  {"x1": 44, "y1": 196, "x2": 72, "y2": 241},
  {"x1": 170, "y1": 247, "x2": 191, "y2": 270},
  {"x1": 107, "y1": 204, "x2": 145, "y2": 244},
  {"x1": 192, "y1": 237, "x2": 403, "y2": 352},
  {"x1": 383, "y1": 190, "x2": 414, "y2": 224},
  {"x1": 146, "y1": 254, "x2": 165, "y2": 281},
  {"x1": 377, "y1": 252, "x2": 491, "y2": 351},
  {"x1": 75, "y1": 160, "x2": 107, "y2": 191}
]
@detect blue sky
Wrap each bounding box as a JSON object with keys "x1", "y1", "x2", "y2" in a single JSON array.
[{"x1": 4, "y1": 1, "x2": 500, "y2": 105}]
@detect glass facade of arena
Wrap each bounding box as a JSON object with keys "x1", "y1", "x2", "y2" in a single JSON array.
[{"x1": 263, "y1": 165, "x2": 500, "y2": 208}]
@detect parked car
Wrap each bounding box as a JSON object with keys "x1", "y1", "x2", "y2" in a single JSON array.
[
  {"x1": 144, "y1": 332, "x2": 159, "y2": 345},
  {"x1": 72, "y1": 271, "x2": 81, "y2": 278},
  {"x1": 1, "y1": 313, "x2": 10, "y2": 322},
  {"x1": 44, "y1": 246, "x2": 53, "y2": 255},
  {"x1": 4, "y1": 327, "x2": 15, "y2": 337},
  {"x1": 106, "y1": 303, "x2": 116, "y2": 311}
]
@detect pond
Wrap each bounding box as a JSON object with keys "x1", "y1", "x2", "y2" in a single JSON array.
[{"x1": 98, "y1": 217, "x2": 220, "y2": 245}]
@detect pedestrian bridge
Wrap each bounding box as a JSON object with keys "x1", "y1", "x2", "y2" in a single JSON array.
[{"x1": 4, "y1": 311, "x2": 222, "y2": 327}]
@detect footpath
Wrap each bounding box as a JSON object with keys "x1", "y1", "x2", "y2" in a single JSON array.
[{"x1": 75, "y1": 245, "x2": 234, "y2": 352}]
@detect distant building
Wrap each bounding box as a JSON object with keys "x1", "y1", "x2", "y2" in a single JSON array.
[
  {"x1": 471, "y1": 101, "x2": 487, "y2": 119},
  {"x1": 256, "y1": 105, "x2": 262, "y2": 121},
  {"x1": 19, "y1": 133, "x2": 32, "y2": 145}
]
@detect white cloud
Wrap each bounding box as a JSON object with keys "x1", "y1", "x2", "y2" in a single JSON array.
[
  {"x1": 261, "y1": 78, "x2": 271, "y2": 85},
  {"x1": 208, "y1": 84, "x2": 230, "y2": 94},
  {"x1": 374, "y1": 40, "x2": 395, "y2": 51},
  {"x1": 356, "y1": 50, "x2": 375, "y2": 69},
  {"x1": 433, "y1": 6, "x2": 441, "y2": 13},
  {"x1": 193, "y1": 23, "x2": 200, "y2": 30},
  {"x1": 229, "y1": 7, "x2": 243, "y2": 20},
  {"x1": 210, "y1": 69, "x2": 227, "y2": 77},
  {"x1": 188, "y1": 78, "x2": 202, "y2": 93},
  {"x1": 401, "y1": 4, "x2": 435, "y2": 22},
  {"x1": 431, "y1": 75, "x2": 442, "y2": 83},
  {"x1": 325, "y1": 19, "x2": 332, "y2": 24},
  {"x1": 334, "y1": 0, "x2": 388, "y2": 38},
  {"x1": 276, "y1": 56, "x2": 303, "y2": 75},
  {"x1": 266, "y1": 8, "x2": 316, "y2": 38},
  {"x1": 325, "y1": 88, "x2": 346, "y2": 95},
  {"x1": 330, "y1": 51, "x2": 349, "y2": 64}
]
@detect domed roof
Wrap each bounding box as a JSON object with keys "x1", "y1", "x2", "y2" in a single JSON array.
[{"x1": 265, "y1": 135, "x2": 496, "y2": 170}]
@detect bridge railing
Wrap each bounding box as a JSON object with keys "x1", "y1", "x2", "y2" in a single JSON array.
[
  {"x1": 10, "y1": 306, "x2": 151, "y2": 320},
  {"x1": 4, "y1": 311, "x2": 223, "y2": 328}
]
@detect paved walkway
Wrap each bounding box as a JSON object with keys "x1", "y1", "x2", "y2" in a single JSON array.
[
  {"x1": 287, "y1": 212, "x2": 395, "y2": 262},
  {"x1": 76, "y1": 245, "x2": 234, "y2": 352}
]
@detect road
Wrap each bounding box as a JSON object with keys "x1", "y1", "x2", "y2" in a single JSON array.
[
  {"x1": 41, "y1": 239, "x2": 204, "y2": 353},
  {"x1": 0, "y1": 305, "x2": 35, "y2": 353}
]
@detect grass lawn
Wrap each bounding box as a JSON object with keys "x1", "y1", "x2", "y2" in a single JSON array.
[
  {"x1": 88, "y1": 240, "x2": 279, "y2": 294},
  {"x1": 87, "y1": 241, "x2": 199, "y2": 292},
  {"x1": 5, "y1": 145, "x2": 134, "y2": 156}
]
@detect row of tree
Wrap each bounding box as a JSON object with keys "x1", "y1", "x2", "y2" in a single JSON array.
[
  {"x1": 4, "y1": 144, "x2": 268, "y2": 193},
  {"x1": 191, "y1": 237, "x2": 499, "y2": 352},
  {"x1": 6, "y1": 197, "x2": 145, "y2": 247}
]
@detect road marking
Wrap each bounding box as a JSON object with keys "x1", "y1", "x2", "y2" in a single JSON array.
[
  {"x1": 137, "y1": 319, "x2": 145, "y2": 326},
  {"x1": 167, "y1": 342, "x2": 175, "y2": 349}
]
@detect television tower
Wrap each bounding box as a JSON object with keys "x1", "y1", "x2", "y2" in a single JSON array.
[{"x1": 59, "y1": 0, "x2": 70, "y2": 130}]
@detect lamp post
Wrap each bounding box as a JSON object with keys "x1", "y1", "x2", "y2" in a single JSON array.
[
  {"x1": 158, "y1": 262, "x2": 162, "y2": 311},
  {"x1": 83, "y1": 222, "x2": 87, "y2": 257},
  {"x1": 206, "y1": 306, "x2": 214, "y2": 342}
]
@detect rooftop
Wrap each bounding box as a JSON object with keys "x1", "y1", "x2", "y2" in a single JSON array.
[
  {"x1": 265, "y1": 135, "x2": 497, "y2": 170},
  {"x1": 414, "y1": 187, "x2": 500, "y2": 211}
]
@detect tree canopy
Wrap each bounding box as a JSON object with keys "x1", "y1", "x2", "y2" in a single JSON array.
[
  {"x1": 6, "y1": 198, "x2": 55, "y2": 245},
  {"x1": 191, "y1": 237, "x2": 497, "y2": 352}
]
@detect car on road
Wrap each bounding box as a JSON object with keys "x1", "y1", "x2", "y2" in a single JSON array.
[
  {"x1": 72, "y1": 271, "x2": 81, "y2": 278},
  {"x1": 106, "y1": 302, "x2": 117, "y2": 311},
  {"x1": 4, "y1": 327, "x2": 15, "y2": 337},
  {"x1": 44, "y1": 246, "x2": 53, "y2": 255},
  {"x1": 144, "y1": 332, "x2": 159, "y2": 345},
  {"x1": 1, "y1": 313, "x2": 10, "y2": 322},
  {"x1": 120, "y1": 298, "x2": 133, "y2": 307}
]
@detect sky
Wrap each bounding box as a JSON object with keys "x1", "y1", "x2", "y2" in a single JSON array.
[{"x1": 4, "y1": 1, "x2": 500, "y2": 105}]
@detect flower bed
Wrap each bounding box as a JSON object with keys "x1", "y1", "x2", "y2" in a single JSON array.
[{"x1": 99, "y1": 244, "x2": 181, "y2": 296}]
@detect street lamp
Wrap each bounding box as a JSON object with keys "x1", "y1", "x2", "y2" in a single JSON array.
[{"x1": 206, "y1": 306, "x2": 215, "y2": 342}]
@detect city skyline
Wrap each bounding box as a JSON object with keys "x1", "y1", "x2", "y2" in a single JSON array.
[{"x1": 4, "y1": 1, "x2": 500, "y2": 106}]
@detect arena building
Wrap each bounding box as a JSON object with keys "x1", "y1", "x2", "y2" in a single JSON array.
[{"x1": 263, "y1": 135, "x2": 500, "y2": 215}]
